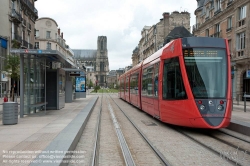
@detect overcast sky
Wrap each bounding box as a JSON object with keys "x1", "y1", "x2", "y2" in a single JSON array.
[{"x1": 36, "y1": 0, "x2": 197, "y2": 70}]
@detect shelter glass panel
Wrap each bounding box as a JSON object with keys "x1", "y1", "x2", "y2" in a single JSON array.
[{"x1": 24, "y1": 56, "x2": 45, "y2": 114}]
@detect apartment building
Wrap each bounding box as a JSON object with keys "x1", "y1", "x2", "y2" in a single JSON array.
[
  {"x1": 0, "y1": 0, "x2": 38, "y2": 94},
  {"x1": 132, "y1": 11, "x2": 191, "y2": 66},
  {"x1": 106, "y1": 69, "x2": 124, "y2": 88},
  {"x1": 193, "y1": 0, "x2": 250, "y2": 99},
  {"x1": 35, "y1": 17, "x2": 75, "y2": 65}
]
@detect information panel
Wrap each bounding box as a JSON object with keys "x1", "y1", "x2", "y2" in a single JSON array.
[{"x1": 75, "y1": 76, "x2": 86, "y2": 92}]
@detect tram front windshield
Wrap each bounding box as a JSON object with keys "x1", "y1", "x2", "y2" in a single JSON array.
[{"x1": 183, "y1": 48, "x2": 227, "y2": 98}]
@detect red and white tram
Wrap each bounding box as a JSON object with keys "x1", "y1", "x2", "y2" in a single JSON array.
[{"x1": 119, "y1": 37, "x2": 232, "y2": 128}]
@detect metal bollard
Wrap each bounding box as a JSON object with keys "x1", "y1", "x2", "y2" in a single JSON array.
[
  {"x1": 244, "y1": 92, "x2": 247, "y2": 112},
  {"x1": 244, "y1": 92, "x2": 250, "y2": 112},
  {"x1": 237, "y1": 94, "x2": 239, "y2": 105}
]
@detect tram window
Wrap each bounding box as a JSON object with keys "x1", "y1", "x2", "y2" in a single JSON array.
[
  {"x1": 130, "y1": 73, "x2": 139, "y2": 94},
  {"x1": 120, "y1": 78, "x2": 125, "y2": 92},
  {"x1": 154, "y1": 62, "x2": 159, "y2": 97},
  {"x1": 126, "y1": 76, "x2": 129, "y2": 92},
  {"x1": 163, "y1": 57, "x2": 187, "y2": 100},
  {"x1": 183, "y1": 48, "x2": 227, "y2": 98},
  {"x1": 142, "y1": 66, "x2": 154, "y2": 96}
]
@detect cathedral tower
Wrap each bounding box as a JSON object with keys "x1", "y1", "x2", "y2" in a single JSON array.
[{"x1": 96, "y1": 36, "x2": 109, "y2": 86}]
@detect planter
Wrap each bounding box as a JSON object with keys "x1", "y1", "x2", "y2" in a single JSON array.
[{"x1": 2, "y1": 102, "x2": 18, "y2": 125}]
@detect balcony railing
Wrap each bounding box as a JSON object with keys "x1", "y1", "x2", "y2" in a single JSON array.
[
  {"x1": 22, "y1": 40, "x2": 29, "y2": 48},
  {"x1": 29, "y1": 43, "x2": 33, "y2": 49},
  {"x1": 192, "y1": 23, "x2": 200, "y2": 32},
  {"x1": 213, "y1": 31, "x2": 222, "y2": 38},
  {"x1": 20, "y1": 0, "x2": 34, "y2": 12},
  {"x1": 226, "y1": 27, "x2": 233, "y2": 32},
  {"x1": 214, "y1": 8, "x2": 221, "y2": 16},
  {"x1": 238, "y1": 18, "x2": 245, "y2": 28},
  {"x1": 227, "y1": 1, "x2": 233, "y2": 7},
  {"x1": 11, "y1": 9, "x2": 22, "y2": 23},
  {"x1": 20, "y1": 0, "x2": 38, "y2": 18}
]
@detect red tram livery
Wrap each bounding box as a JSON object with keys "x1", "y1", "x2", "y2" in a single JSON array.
[{"x1": 119, "y1": 37, "x2": 232, "y2": 128}]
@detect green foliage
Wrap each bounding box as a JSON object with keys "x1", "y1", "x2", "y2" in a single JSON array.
[
  {"x1": 89, "y1": 79, "x2": 94, "y2": 88},
  {"x1": 11, "y1": 40, "x2": 21, "y2": 48},
  {"x1": 4, "y1": 55, "x2": 20, "y2": 81},
  {"x1": 94, "y1": 85, "x2": 100, "y2": 93}
]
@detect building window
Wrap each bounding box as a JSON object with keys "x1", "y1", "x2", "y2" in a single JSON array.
[
  {"x1": 55, "y1": 33, "x2": 57, "y2": 39},
  {"x1": 239, "y1": 5, "x2": 246, "y2": 20},
  {"x1": 238, "y1": 5, "x2": 246, "y2": 27},
  {"x1": 216, "y1": 0, "x2": 221, "y2": 10},
  {"x1": 46, "y1": 31, "x2": 51, "y2": 39},
  {"x1": 35, "y1": 30, "x2": 39, "y2": 37},
  {"x1": 46, "y1": 42, "x2": 51, "y2": 50},
  {"x1": 206, "y1": 7, "x2": 209, "y2": 18},
  {"x1": 35, "y1": 42, "x2": 39, "y2": 49},
  {"x1": 227, "y1": 17, "x2": 232, "y2": 31},
  {"x1": 205, "y1": 29, "x2": 209, "y2": 37},
  {"x1": 236, "y1": 32, "x2": 245, "y2": 56},
  {"x1": 214, "y1": 23, "x2": 220, "y2": 37}
]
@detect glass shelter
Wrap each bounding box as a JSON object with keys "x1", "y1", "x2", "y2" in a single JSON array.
[{"x1": 10, "y1": 49, "x2": 79, "y2": 117}]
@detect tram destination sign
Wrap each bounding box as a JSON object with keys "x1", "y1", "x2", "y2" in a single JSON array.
[{"x1": 183, "y1": 49, "x2": 219, "y2": 57}]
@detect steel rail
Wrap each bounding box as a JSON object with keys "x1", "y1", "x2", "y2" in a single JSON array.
[
  {"x1": 106, "y1": 96, "x2": 136, "y2": 166},
  {"x1": 108, "y1": 94, "x2": 171, "y2": 166},
  {"x1": 91, "y1": 94, "x2": 103, "y2": 166}
]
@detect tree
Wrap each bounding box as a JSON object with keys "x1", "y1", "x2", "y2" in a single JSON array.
[
  {"x1": 89, "y1": 79, "x2": 93, "y2": 88},
  {"x1": 4, "y1": 55, "x2": 20, "y2": 101}
]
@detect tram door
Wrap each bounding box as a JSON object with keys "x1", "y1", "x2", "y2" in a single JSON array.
[{"x1": 153, "y1": 63, "x2": 160, "y2": 118}]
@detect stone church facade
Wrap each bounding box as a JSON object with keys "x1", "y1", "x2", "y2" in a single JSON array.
[{"x1": 72, "y1": 36, "x2": 109, "y2": 87}]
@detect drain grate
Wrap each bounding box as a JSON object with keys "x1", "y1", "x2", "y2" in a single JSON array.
[{"x1": 141, "y1": 120, "x2": 157, "y2": 126}]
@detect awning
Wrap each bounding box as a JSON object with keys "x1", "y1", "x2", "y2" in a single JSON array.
[
  {"x1": 10, "y1": 49, "x2": 77, "y2": 68},
  {"x1": 61, "y1": 68, "x2": 85, "y2": 76}
]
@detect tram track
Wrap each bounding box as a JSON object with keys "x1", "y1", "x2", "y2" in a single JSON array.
[
  {"x1": 107, "y1": 94, "x2": 171, "y2": 166},
  {"x1": 174, "y1": 127, "x2": 250, "y2": 166},
  {"x1": 111, "y1": 94, "x2": 247, "y2": 165},
  {"x1": 71, "y1": 93, "x2": 245, "y2": 165}
]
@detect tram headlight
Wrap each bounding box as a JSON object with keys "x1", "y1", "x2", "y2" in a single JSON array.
[
  {"x1": 200, "y1": 105, "x2": 205, "y2": 111},
  {"x1": 217, "y1": 105, "x2": 224, "y2": 111}
]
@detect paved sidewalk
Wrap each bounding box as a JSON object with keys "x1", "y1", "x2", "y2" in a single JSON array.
[{"x1": 0, "y1": 96, "x2": 96, "y2": 166}]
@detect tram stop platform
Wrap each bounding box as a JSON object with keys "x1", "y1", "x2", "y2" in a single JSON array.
[
  {"x1": 0, "y1": 95, "x2": 98, "y2": 166},
  {"x1": 0, "y1": 95, "x2": 249, "y2": 165}
]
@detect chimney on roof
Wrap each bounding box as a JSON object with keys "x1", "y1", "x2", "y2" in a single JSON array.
[
  {"x1": 58, "y1": 28, "x2": 60, "y2": 36},
  {"x1": 61, "y1": 32, "x2": 63, "y2": 39},
  {"x1": 163, "y1": 12, "x2": 170, "y2": 18}
]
